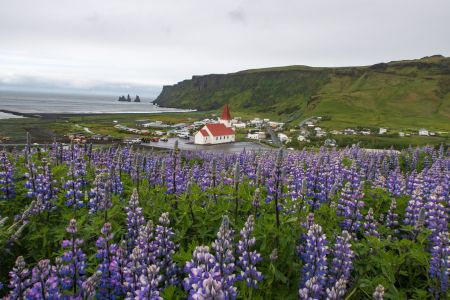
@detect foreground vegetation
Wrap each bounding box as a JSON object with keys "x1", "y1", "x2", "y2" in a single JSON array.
[{"x1": 0, "y1": 143, "x2": 448, "y2": 299}]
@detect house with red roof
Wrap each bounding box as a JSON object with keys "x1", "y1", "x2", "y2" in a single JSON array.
[{"x1": 194, "y1": 104, "x2": 236, "y2": 145}]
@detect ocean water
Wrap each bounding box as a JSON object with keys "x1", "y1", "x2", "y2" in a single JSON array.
[
  {"x1": 0, "y1": 111, "x2": 24, "y2": 119},
  {"x1": 0, "y1": 90, "x2": 189, "y2": 114}
]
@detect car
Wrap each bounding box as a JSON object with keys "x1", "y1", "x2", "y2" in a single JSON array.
[
  {"x1": 177, "y1": 134, "x2": 190, "y2": 139},
  {"x1": 160, "y1": 137, "x2": 168, "y2": 142},
  {"x1": 150, "y1": 137, "x2": 160, "y2": 142}
]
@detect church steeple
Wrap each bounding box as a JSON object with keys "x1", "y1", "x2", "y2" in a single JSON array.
[
  {"x1": 219, "y1": 103, "x2": 232, "y2": 127},
  {"x1": 221, "y1": 104, "x2": 232, "y2": 120}
]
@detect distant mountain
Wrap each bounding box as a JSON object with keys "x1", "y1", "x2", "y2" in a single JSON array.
[{"x1": 154, "y1": 55, "x2": 450, "y2": 130}]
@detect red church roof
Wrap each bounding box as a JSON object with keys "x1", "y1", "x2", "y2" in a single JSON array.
[
  {"x1": 205, "y1": 123, "x2": 235, "y2": 136},
  {"x1": 199, "y1": 129, "x2": 209, "y2": 137},
  {"x1": 220, "y1": 104, "x2": 232, "y2": 120}
]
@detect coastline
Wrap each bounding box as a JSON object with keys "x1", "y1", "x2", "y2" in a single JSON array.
[{"x1": 0, "y1": 108, "x2": 197, "y2": 120}]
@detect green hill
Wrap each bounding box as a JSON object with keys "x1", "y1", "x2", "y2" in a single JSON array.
[{"x1": 154, "y1": 55, "x2": 450, "y2": 131}]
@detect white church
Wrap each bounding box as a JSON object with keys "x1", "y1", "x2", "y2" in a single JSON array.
[{"x1": 194, "y1": 104, "x2": 236, "y2": 145}]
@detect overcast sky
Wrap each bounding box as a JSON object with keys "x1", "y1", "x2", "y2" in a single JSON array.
[{"x1": 0, "y1": 0, "x2": 449, "y2": 96}]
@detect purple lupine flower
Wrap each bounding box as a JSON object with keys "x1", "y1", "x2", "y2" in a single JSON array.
[
  {"x1": 82, "y1": 271, "x2": 101, "y2": 300},
  {"x1": 8, "y1": 256, "x2": 31, "y2": 300},
  {"x1": 385, "y1": 199, "x2": 399, "y2": 235},
  {"x1": 326, "y1": 277, "x2": 347, "y2": 300},
  {"x1": 372, "y1": 284, "x2": 385, "y2": 300},
  {"x1": 26, "y1": 259, "x2": 60, "y2": 300},
  {"x1": 59, "y1": 219, "x2": 86, "y2": 295},
  {"x1": 299, "y1": 224, "x2": 329, "y2": 298},
  {"x1": 233, "y1": 160, "x2": 240, "y2": 223},
  {"x1": 363, "y1": 208, "x2": 379, "y2": 238},
  {"x1": 236, "y1": 215, "x2": 263, "y2": 288},
  {"x1": 110, "y1": 241, "x2": 128, "y2": 297},
  {"x1": 429, "y1": 231, "x2": 450, "y2": 299},
  {"x1": 212, "y1": 215, "x2": 237, "y2": 299},
  {"x1": 0, "y1": 151, "x2": 15, "y2": 200},
  {"x1": 88, "y1": 173, "x2": 108, "y2": 214},
  {"x1": 403, "y1": 187, "x2": 424, "y2": 227},
  {"x1": 252, "y1": 188, "x2": 261, "y2": 218},
  {"x1": 424, "y1": 186, "x2": 448, "y2": 238},
  {"x1": 125, "y1": 189, "x2": 145, "y2": 252},
  {"x1": 95, "y1": 222, "x2": 119, "y2": 299},
  {"x1": 109, "y1": 164, "x2": 123, "y2": 196},
  {"x1": 134, "y1": 265, "x2": 162, "y2": 300},
  {"x1": 63, "y1": 163, "x2": 85, "y2": 210},
  {"x1": 266, "y1": 148, "x2": 284, "y2": 229},
  {"x1": 387, "y1": 168, "x2": 405, "y2": 196},
  {"x1": 154, "y1": 212, "x2": 179, "y2": 287},
  {"x1": 136, "y1": 220, "x2": 156, "y2": 267},
  {"x1": 336, "y1": 181, "x2": 365, "y2": 235},
  {"x1": 24, "y1": 161, "x2": 38, "y2": 198},
  {"x1": 328, "y1": 230, "x2": 353, "y2": 290},
  {"x1": 196, "y1": 275, "x2": 226, "y2": 300},
  {"x1": 183, "y1": 246, "x2": 221, "y2": 299},
  {"x1": 124, "y1": 246, "x2": 145, "y2": 296},
  {"x1": 30, "y1": 158, "x2": 58, "y2": 212},
  {"x1": 299, "y1": 276, "x2": 321, "y2": 300}
]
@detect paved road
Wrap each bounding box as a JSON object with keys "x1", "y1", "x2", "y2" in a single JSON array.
[
  {"x1": 141, "y1": 137, "x2": 273, "y2": 153},
  {"x1": 298, "y1": 116, "x2": 316, "y2": 127},
  {"x1": 1, "y1": 138, "x2": 274, "y2": 153}
]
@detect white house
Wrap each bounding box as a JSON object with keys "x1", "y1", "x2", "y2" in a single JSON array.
[
  {"x1": 379, "y1": 128, "x2": 387, "y2": 135},
  {"x1": 277, "y1": 133, "x2": 290, "y2": 143},
  {"x1": 247, "y1": 131, "x2": 266, "y2": 140},
  {"x1": 232, "y1": 122, "x2": 247, "y2": 129},
  {"x1": 297, "y1": 135, "x2": 307, "y2": 142},
  {"x1": 324, "y1": 139, "x2": 337, "y2": 147},
  {"x1": 194, "y1": 104, "x2": 235, "y2": 145},
  {"x1": 398, "y1": 132, "x2": 405, "y2": 137},
  {"x1": 268, "y1": 121, "x2": 284, "y2": 129},
  {"x1": 250, "y1": 118, "x2": 263, "y2": 127},
  {"x1": 418, "y1": 128, "x2": 429, "y2": 136}
]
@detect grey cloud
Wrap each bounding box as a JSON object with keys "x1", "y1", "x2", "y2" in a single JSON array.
[
  {"x1": 0, "y1": 0, "x2": 449, "y2": 95},
  {"x1": 228, "y1": 8, "x2": 246, "y2": 23}
]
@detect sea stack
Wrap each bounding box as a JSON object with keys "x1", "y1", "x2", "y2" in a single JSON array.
[{"x1": 134, "y1": 95, "x2": 141, "y2": 102}]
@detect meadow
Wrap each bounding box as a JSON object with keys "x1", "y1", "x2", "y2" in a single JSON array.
[{"x1": 0, "y1": 143, "x2": 448, "y2": 299}]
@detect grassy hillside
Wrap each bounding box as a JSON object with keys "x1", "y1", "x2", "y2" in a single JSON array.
[{"x1": 154, "y1": 55, "x2": 450, "y2": 131}]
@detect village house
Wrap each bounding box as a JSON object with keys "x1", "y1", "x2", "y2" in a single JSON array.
[
  {"x1": 250, "y1": 118, "x2": 264, "y2": 127},
  {"x1": 297, "y1": 135, "x2": 307, "y2": 142},
  {"x1": 418, "y1": 128, "x2": 429, "y2": 136},
  {"x1": 247, "y1": 131, "x2": 266, "y2": 140},
  {"x1": 194, "y1": 104, "x2": 236, "y2": 145},
  {"x1": 268, "y1": 121, "x2": 284, "y2": 129},
  {"x1": 141, "y1": 121, "x2": 170, "y2": 128},
  {"x1": 277, "y1": 133, "x2": 290, "y2": 143},
  {"x1": 398, "y1": 132, "x2": 405, "y2": 137},
  {"x1": 330, "y1": 130, "x2": 342, "y2": 135},
  {"x1": 324, "y1": 139, "x2": 337, "y2": 147},
  {"x1": 379, "y1": 128, "x2": 387, "y2": 135},
  {"x1": 344, "y1": 128, "x2": 357, "y2": 135},
  {"x1": 232, "y1": 120, "x2": 247, "y2": 129},
  {"x1": 299, "y1": 128, "x2": 310, "y2": 136}
]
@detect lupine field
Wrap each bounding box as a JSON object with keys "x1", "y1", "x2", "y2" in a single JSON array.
[{"x1": 0, "y1": 143, "x2": 448, "y2": 300}]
